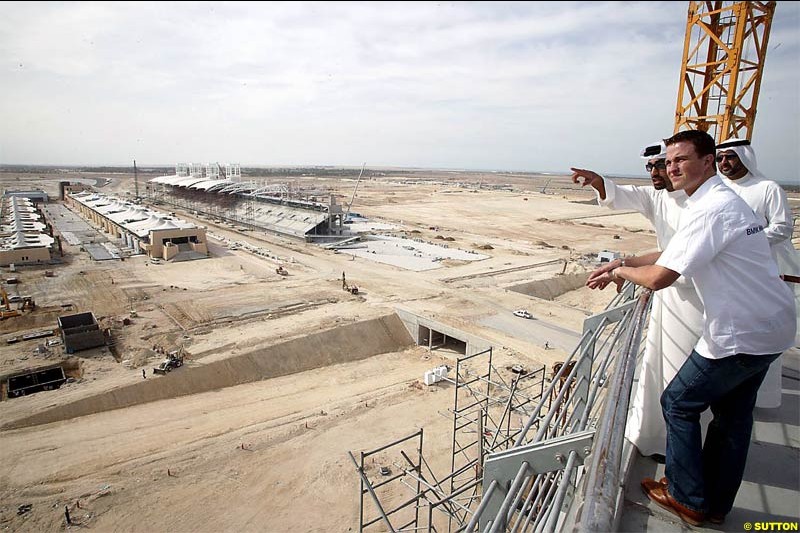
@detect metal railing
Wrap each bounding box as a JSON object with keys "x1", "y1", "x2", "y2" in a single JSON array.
[
  {"x1": 576, "y1": 289, "x2": 651, "y2": 532},
  {"x1": 469, "y1": 285, "x2": 652, "y2": 532}
]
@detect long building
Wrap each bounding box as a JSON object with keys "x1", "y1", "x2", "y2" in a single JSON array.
[
  {"x1": 65, "y1": 190, "x2": 208, "y2": 261},
  {"x1": 0, "y1": 194, "x2": 54, "y2": 266}
]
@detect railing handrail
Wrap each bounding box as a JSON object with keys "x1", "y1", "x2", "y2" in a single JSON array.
[{"x1": 576, "y1": 289, "x2": 652, "y2": 532}]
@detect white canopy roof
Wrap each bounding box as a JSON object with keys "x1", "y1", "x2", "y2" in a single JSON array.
[{"x1": 68, "y1": 192, "x2": 200, "y2": 239}]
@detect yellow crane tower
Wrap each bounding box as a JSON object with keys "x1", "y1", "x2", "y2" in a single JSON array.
[{"x1": 674, "y1": 1, "x2": 776, "y2": 143}]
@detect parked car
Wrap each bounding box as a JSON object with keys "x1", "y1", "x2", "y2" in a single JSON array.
[{"x1": 513, "y1": 309, "x2": 533, "y2": 319}]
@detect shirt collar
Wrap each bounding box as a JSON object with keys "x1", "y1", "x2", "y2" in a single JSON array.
[
  {"x1": 721, "y1": 171, "x2": 754, "y2": 185},
  {"x1": 685, "y1": 174, "x2": 721, "y2": 207},
  {"x1": 667, "y1": 189, "x2": 688, "y2": 199}
]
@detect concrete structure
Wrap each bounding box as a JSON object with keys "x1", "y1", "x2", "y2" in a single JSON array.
[
  {"x1": 396, "y1": 308, "x2": 492, "y2": 356},
  {"x1": 65, "y1": 191, "x2": 208, "y2": 261},
  {"x1": 0, "y1": 195, "x2": 54, "y2": 266},
  {"x1": 147, "y1": 164, "x2": 345, "y2": 240},
  {"x1": 4, "y1": 365, "x2": 66, "y2": 399},
  {"x1": 58, "y1": 312, "x2": 105, "y2": 354},
  {"x1": 597, "y1": 250, "x2": 621, "y2": 263},
  {"x1": 2, "y1": 189, "x2": 48, "y2": 203}
]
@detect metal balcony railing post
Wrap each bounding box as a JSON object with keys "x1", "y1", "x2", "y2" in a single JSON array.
[
  {"x1": 577, "y1": 291, "x2": 652, "y2": 533},
  {"x1": 575, "y1": 298, "x2": 637, "y2": 425}
]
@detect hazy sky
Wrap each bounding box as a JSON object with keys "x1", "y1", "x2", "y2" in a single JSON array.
[{"x1": 1, "y1": 2, "x2": 798, "y2": 183}]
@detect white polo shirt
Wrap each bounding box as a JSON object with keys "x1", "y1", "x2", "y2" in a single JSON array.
[{"x1": 656, "y1": 176, "x2": 796, "y2": 359}]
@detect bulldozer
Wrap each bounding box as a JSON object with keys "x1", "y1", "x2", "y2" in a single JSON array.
[
  {"x1": 276, "y1": 265, "x2": 288, "y2": 276},
  {"x1": 21, "y1": 296, "x2": 35, "y2": 311}
]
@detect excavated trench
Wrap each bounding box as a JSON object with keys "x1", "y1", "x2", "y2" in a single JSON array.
[{"x1": 2, "y1": 314, "x2": 413, "y2": 430}]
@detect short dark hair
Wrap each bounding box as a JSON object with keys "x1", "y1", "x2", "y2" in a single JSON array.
[{"x1": 664, "y1": 130, "x2": 716, "y2": 158}]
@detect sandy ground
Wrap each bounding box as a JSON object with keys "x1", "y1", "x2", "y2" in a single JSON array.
[{"x1": 1, "y1": 170, "x2": 794, "y2": 531}]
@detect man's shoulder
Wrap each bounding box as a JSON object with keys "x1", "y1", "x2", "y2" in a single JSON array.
[
  {"x1": 740, "y1": 173, "x2": 785, "y2": 192},
  {"x1": 758, "y1": 177, "x2": 790, "y2": 195},
  {"x1": 693, "y1": 180, "x2": 749, "y2": 215}
]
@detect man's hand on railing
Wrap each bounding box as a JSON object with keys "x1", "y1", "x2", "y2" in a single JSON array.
[{"x1": 587, "y1": 261, "x2": 625, "y2": 293}]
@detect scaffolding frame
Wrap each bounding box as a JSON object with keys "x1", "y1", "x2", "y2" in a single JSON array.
[
  {"x1": 349, "y1": 430, "x2": 425, "y2": 532},
  {"x1": 448, "y1": 348, "x2": 547, "y2": 530},
  {"x1": 351, "y1": 348, "x2": 547, "y2": 532}
]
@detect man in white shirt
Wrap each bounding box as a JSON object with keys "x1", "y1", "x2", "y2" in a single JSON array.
[
  {"x1": 571, "y1": 143, "x2": 705, "y2": 460},
  {"x1": 598, "y1": 130, "x2": 796, "y2": 527},
  {"x1": 716, "y1": 137, "x2": 800, "y2": 408}
]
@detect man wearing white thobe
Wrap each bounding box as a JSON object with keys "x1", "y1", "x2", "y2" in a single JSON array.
[
  {"x1": 571, "y1": 142, "x2": 705, "y2": 457},
  {"x1": 716, "y1": 138, "x2": 800, "y2": 408}
]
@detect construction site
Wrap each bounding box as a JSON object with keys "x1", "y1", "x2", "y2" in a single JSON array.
[
  {"x1": 0, "y1": 162, "x2": 660, "y2": 529},
  {"x1": 1, "y1": 156, "x2": 796, "y2": 531},
  {"x1": 1, "y1": 2, "x2": 798, "y2": 532}
]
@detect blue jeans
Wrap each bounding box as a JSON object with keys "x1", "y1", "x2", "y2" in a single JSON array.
[{"x1": 661, "y1": 350, "x2": 780, "y2": 514}]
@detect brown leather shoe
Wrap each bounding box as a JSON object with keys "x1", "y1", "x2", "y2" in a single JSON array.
[
  {"x1": 642, "y1": 479, "x2": 705, "y2": 526},
  {"x1": 640, "y1": 477, "x2": 668, "y2": 493}
]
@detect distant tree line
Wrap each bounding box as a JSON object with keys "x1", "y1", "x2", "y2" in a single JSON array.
[
  {"x1": 241, "y1": 167, "x2": 368, "y2": 178},
  {"x1": 0, "y1": 164, "x2": 169, "y2": 174}
]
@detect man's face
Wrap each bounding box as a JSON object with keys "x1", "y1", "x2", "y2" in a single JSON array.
[
  {"x1": 646, "y1": 158, "x2": 673, "y2": 191},
  {"x1": 716, "y1": 150, "x2": 747, "y2": 179},
  {"x1": 666, "y1": 141, "x2": 715, "y2": 195}
]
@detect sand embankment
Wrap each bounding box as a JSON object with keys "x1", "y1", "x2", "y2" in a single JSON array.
[
  {"x1": 508, "y1": 272, "x2": 590, "y2": 300},
  {"x1": 3, "y1": 314, "x2": 413, "y2": 430}
]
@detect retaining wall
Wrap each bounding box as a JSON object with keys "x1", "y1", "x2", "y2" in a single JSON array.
[{"x1": 2, "y1": 314, "x2": 413, "y2": 430}]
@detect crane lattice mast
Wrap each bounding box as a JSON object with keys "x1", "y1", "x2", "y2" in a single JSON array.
[{"x1": 674, "y1": 1, "x2": 776, "y2": 143}]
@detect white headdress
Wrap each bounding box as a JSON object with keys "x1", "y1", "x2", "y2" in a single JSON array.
[
  {"x1": 716, "y1": 138, "x2": 763, "y2": 178},
  {"x1": 640, "y1": 141, "x2": 667, "y2": 160}
]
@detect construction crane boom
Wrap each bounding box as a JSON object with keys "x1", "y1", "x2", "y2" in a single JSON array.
[
  {"x1": 345, "y1": 163, "x2": 366, "y2": 221},
  {"x1": 674, "y1": 1, "x2": 776, "y2": 143}
]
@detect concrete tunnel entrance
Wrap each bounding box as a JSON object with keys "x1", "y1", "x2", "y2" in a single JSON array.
[{"x1": 419, "y1": 325, "x2": 467, "y2": 355}]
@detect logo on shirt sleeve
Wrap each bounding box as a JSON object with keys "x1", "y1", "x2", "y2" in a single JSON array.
[{"x1": 746, "y1": 225, "x2": 764, "y2": 236}]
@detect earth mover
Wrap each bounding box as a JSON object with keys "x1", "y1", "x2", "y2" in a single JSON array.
[
  {"x1": 341, "y1": 272, "x2": 359, "y2": 295},
  {"x1": 0, "y1": 288, "x2": 21, "y2": 319},
  {"x1": 153, "y1": 350, "x2": 184, "y2": 375},
  {"x1": 343, "y1": 283, "x2": 359, "y2": 295}
]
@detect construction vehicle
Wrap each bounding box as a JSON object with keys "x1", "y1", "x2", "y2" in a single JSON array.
[
  {"x1": 153, "y1": 348, "x2": 184, "y2": 375},
  {"x1": 276, "y1": 266, "x2": 288, "y2": 276},
  {"x1": 1, "y1": 288, "x2": 21, "y2": 319},
  {"x1": 341, "y1": 271, "x2": 359, "y2": 295},
  {"x1": 21, "y1": 297, "x2": 35, "y2": 311},
  {"x1": 344, "y1": 163, "x2": 367, "y2": 222},
  {"x1": 343, "y1": 282, "x2": 359, "y2": 295}
]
